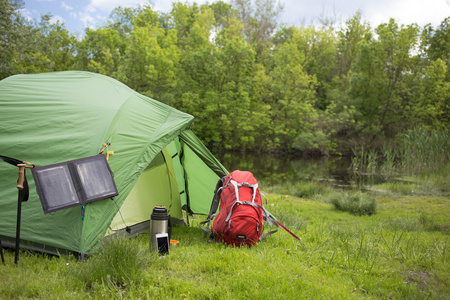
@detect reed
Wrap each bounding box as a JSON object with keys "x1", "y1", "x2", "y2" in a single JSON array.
[
  {"x1": 350, "y1": 146, "x2": 379, "y2": 175},
  {"x1": 350, "y1": 145, "x2": 365, "y2": 174},
  {"x1": 380, "y1": 146, "x2": 397, "y2": 177},
  {"x1": 351, "y1": 128, "x2": 449, "y2": 194},
  {"x1": 400, "y1": 127, "x2": 449, "y2": 176}
]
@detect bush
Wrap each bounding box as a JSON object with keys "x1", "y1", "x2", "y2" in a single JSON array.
[{"x1": 329, "y1": 191, "x2": 377, "y2": 216}]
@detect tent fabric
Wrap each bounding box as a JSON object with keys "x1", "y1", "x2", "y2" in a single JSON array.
[{"x1": 0, "y1": 71, "x2": 228, "y2": 255}]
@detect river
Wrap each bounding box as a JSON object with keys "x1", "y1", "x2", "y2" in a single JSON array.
[{"x1": 215, "y1": 152, "x2": 358, "y2": 187}]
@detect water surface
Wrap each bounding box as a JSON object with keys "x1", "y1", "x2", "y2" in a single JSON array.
[{"x1": 215, "y1": 152, "x2": 352, "y2": 185}]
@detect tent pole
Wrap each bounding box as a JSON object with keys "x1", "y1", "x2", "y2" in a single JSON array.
[{"x1": 14, "y1": 164, "x2": 26, "y2": 267}]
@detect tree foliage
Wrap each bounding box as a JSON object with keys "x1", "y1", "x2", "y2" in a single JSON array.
[{"x1": 1, "y1": 0, "x2": 448, "y2": 155}]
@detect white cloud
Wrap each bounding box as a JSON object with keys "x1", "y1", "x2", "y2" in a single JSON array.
[
  {"x1": 74, "y1": 0, "x2": 151, "y2": 30},
  {"x1": 281, "y1": 0, "x2": 449, "y2": 29},
  {"x1": 152, "y1": 0, "x2": 185, "y2": 12},
  {"x1": 79, "y1": 11, "x2": 97, "y2": 29},
  {"x1": 19, "y1": 8, "x2": 34, "y2": 22},
  {"x1": 50, "y1": 15, "x2": 65, "y2": 24},
  {"x1": 61, "y1": 1, "x2": 73, "y2": 11},
  {"x1": 363, "y1": 0, "x2": 449, "y2": 27},
  {"x1": 87, "y1": 0, "x2": 147, "y2": 13}
]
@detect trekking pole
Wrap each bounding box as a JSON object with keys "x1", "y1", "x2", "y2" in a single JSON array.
[
  {"x1": 267, "y1": 211, "x2": 300, "y2": 240},
  {"x1": 0, "y1": 156, "x2": 33, "y2": 267},
  {"x1": 15, "y1": 164, "x2": 27, "y2": 267},
  {"x1": 1, "y1": 240, "x2": 5, "y2": 265}
]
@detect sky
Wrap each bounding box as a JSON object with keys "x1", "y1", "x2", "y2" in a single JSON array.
[{"x1": 20, "y1": 0, "x2": 450, "y2": 36}]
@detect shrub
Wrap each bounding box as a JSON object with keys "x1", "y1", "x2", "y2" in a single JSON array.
[{"x1": 329, "y1": 191, "x2": 377, "y2": 216}]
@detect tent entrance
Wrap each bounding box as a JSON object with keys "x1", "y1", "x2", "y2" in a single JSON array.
[{"x1": 107, "y1": 147, "x2": 182, "y2": 236}]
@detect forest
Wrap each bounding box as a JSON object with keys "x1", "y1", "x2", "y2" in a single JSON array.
[{"x1": 1, "y1": 0, "x2": 449, "y2": 156}]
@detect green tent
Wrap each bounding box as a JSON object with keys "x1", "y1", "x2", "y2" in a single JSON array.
[{"x1": 0, "y1": 71, "x2": 228, "y2": 255}]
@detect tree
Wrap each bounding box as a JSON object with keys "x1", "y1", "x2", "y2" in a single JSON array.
[
  {"x1": 42, "y1": 20, "x2": 78, "y2": 71},
  {"x1": 209, "y1": 0, "x2": 233, "y2": 29},
  {"x1": 334, "y1": 12, "x2": 371, "y2": 88},
  {"x1": 118, "y1": 16, "x2": 180, "y2": 100},
  {"x1": 291, "y1": 25, "x2": 337, "y2": 109},
  {"x1": 76, "y1": 27, "x2": 123, "y2": 76},
  {"x1": 422, "y1": 17, "x2": 450, "y2": 80},
  {"x1": 107, "y1": 6, "x2": 137, "y2": 36},
  {"x1": 349, "y1": 19, "x2": 420, "y2": 140},
  {"x1": 230, "y1": 0, "x2": 284, "y2": 55},
  {"x1": 170, "y1": 1, "x2": 200, "y2": 48},
  {"x1": 268, "y1": 27, "x2": 318, "y2": 150},
  {"x1": 0, "y1": 0, "x2": 24, "y2": 78},
  {"x1": 322, "y1": 13, "x2": 370, "y2": 148},
  {"x1": 413, "y1": 59, "x2": 450, "y2": 130},
  {"x1": 12, "y1": 14, "x2": 77, "y2": 74},
  {"x1": 176, "y1": 9, "x2": 259, "y2": 150}
]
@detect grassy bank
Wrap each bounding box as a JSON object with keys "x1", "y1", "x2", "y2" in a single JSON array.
[{"x1": 1, "y1": 191, "x2": 448, "y2": 299}]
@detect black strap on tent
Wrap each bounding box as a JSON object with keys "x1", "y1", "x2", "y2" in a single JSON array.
[
  {"x1": 0, "y1": 155, "x2": 35, "y2": 169},
  {"x1": 0, "y1": 155, "x2": 23, "y2": 166}
]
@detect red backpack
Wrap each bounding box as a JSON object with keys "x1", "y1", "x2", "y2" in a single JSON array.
[{"x1": 200, "y1": 170, "x2": 278, "y2": 247}]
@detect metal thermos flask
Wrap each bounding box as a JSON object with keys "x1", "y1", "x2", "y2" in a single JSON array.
[{"x1": 149, "y1": 206, "x2": 171, "y2": 251}]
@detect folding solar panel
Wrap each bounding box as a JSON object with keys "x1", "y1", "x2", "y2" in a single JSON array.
[{"x1": 32, "y1": 155, "x2": 118, "y2": 214}]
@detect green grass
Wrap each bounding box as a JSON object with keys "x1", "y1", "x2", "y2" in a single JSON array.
[
  {"x1": 328, "y1": 191, "x2": 377, "y2": 216},
  {"x1": 0, "y1": 193, "x2": 449, "y2": 299},
  {"x1": 262, "y1": 180, "x2": 334, "y2": 201},
  {"x1": 77, "y1": 235, "x2": 155, "y2": 290},
  {"x1": 372, "y1": 182, "x2": 419, "y2": 195}
]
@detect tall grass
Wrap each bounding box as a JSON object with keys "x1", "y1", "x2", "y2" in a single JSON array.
[
  {"x1": 400, "y1": 127, "x2": 450, "y2": 176},
  {"x1": 329, "y1": 191, "x2": 377, "y2": 216},
  {"x1": 351, "y1": 128, "x2": 450, "y2": 194},
  {"x1": 77, "y1": 236, "x2": 155, "y2": 290},
  {"x1": 351, "y1": 146, "x2": 380, "y2": 175},
  {"x1": 380, "y1": 146, "x2": 397, "y2": 177}
]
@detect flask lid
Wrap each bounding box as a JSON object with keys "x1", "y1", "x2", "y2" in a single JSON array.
[{"x1": 151, "y1": 205, "x2": 170, "y2": 220}]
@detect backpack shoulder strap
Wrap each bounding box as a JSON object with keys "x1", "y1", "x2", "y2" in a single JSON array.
[
  {"x1": 208, "y1": 176, "x2": 226, "y2": 218},
  {"x1": 259, "y1": 207, "x2": 279, "y2": 241},
  {"x1": 230, "y1": 180, "x2": 258, "y2": 203},
  {"x1": 200, "y1": 176, "x2": 226, "y2": 237},
  {"x1": 259, "y1": 192, "x2": 279, "y2": 240}
]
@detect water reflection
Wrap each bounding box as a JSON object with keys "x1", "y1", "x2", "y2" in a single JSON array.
[
  {"x1": 215, "y1": 152, "x2": 388, "y2": 189},
  {"x1": 215, "y1": 152, "x2": 351, "y2": 185}
]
